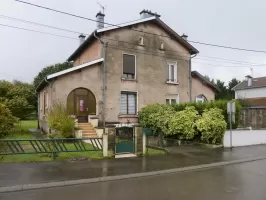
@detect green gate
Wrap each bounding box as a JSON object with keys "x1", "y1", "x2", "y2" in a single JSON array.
[{"x1": 115, "y1": 127, "x2": 135, "y2": 154}]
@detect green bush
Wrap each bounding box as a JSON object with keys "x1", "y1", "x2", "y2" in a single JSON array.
[
  {"x1": 171, "y1": 100, "x2": 241, "y2": 129},
  {"x1": 0, "y1": 103, "x2": 17, "y2": 138},
  {"x1": 47, "y1": 102, "x2": 75, "y2": 138},
  {"x1": 168, "y1": 106, "x2": 199, "y2": 140},
  {"x1": 139, "y1": 104, "x2": 175, "y2": 134},
  {"x1": 196, "y1": 108, "x2": 227, "y2": 144}
]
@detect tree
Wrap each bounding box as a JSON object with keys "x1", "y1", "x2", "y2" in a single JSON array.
[
  {"x1": 0, "y1": 103, "x2": 17, "y2": 138},
  {"x1": 228, "y1": 78, "x2": 240, "y2": 99},
  {"x1": 0, "y1": 80, "x2": 35, "y2": 119},
  {"x1": 215, "y1": 79, "x2": 230, "y2": 100},
  {"x1": 33, "y1": 62, "x2": 73, "y2": 89}
]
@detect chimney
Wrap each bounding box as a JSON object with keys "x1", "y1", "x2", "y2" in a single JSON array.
[
  {"x1": 181, "y1": 34, "x2": 188, "y2": 41},
  {"x1": 245, "y1": 75, "x2": 252, "y2": 87},
  {"x1": 96, "y1": 12, "x2": 105, "y2": 29},
  {"x1": 79, "y1": 34, "x2": 85, "y2": 45},
  {"x1": 140, "y1": 9, "x2": 161, "y2": 19}
]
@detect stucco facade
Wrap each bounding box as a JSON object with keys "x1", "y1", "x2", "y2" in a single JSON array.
[
  {"x1": 191, "y1": 76, "x2": 215, "y2": 101},
  {"x1": 235, "y1": 87, "x2": 266, "y2": 99},
  {"x1": 38, "y1": 17, "x2": 200, "y2": 130}
]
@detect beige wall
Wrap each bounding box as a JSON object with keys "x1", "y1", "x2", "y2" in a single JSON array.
[
  {"x1": 192, "y1": 77, "x2": 215, "y2": 101},
  {"x1": 38, "y1": 63, "x2": 103, "y2": 130},
  {"x1": 102, "y1": 22, "x2": 191, "y2": 123},
  {"x1": 73, "y1": 40, "x2": 102, "y2": 66}
]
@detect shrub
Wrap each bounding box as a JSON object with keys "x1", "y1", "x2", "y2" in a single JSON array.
[
  {"x1": 0, "y1": 103, "x2": 17, "y2": 138},
  {"x1": 47, "y1": 102, "x2": 75, "y2": 138},
  {"x1": 196, "y1": 108, "x2": 227, "y2": 144},
  {"x1": 168, "y1": 106, "x2": 199, "y2": 140},
  {"x1": 171, "y1": 100, "x2": 241, "y2": 129},
  {"x1": 139, "y1": 104, "x2": 175, "y2": 134}
]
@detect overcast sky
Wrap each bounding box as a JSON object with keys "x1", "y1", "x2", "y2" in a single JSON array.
[{"x1": 1, "y1": 0, "x2": 266, "y2": 84}]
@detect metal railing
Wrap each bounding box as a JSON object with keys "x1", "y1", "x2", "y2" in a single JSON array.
[{"x1": 0, "y1": 138, "x2": 102, "y2": 159}]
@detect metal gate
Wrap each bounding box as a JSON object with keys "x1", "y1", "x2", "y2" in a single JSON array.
[{"x1": 115, "y1": 127, "x2": 135, "y2": 154}]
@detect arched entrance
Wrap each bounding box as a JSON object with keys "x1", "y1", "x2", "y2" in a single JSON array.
[{"x1": 67, "y1": 88, "x2": 96, "y2": 123}]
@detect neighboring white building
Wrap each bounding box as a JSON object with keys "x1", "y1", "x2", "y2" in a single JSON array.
[{"x1": 233, "y1": 75, "x2": 266, "y2": 107}]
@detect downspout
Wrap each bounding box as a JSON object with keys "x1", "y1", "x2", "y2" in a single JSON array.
[
  {"x1": 94, "y1": 31, "x2": 108, "y2": 127},
  {"x1": 189, "y1": 53, "x2": 198, "y2": 102}
]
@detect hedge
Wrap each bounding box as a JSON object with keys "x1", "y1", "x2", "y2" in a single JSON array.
[{"x1": 171, "y1": 100, "x2": 241, "y2": 129}]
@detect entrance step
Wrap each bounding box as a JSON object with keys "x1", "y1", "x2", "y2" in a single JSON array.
[
  {"x1": 77, "y1": 123, "x2": 97, "y2": 139},
  {"x1": 115, "y1": 154, "x2": 137, "y2": 159}
]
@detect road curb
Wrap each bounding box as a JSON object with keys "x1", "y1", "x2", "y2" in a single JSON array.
[{"x1": 1, "y1": 156, "x2": 266, "y2": 193}]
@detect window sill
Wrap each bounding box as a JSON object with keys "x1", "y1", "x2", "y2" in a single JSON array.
[
  {"x1": 118, "y1": 114, "x2": 138, "y2": 118},
  {"x1": 121, "y1": 78, "x2": 137, "y2": 82},
  {"x1": 166, "y1": 81, "x2": 179, "y2": 85}
]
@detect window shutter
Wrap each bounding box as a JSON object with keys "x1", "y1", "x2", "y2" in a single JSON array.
[
  {"x1": 120, "y1": 94, "x2": 127, "y2": 114},
  {"x1": 123, "y1": 54, "x2": 135, "y2": 74},
  {"x1": 128, "y1": 94, "x2": 136, "y2": 114}
]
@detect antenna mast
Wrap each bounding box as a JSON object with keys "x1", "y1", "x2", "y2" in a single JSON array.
[{"x1": 97, "y1": 1, "x2": 105, "y2": 14}]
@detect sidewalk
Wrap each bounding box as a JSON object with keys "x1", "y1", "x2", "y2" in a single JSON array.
[{"x1": 1, "y1": 145, "x2": 266, "y2": 187}]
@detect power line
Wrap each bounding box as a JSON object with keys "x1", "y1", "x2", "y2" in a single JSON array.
[
  {"x1": 0, "y1": 23, "x2": 79, "y2": 40},
  {"x1": 0, "y1": 14, "x2": 87, "y2": 35},
  {"x1": 13, "y1": 0, "x2": 266, "y2": 54}
]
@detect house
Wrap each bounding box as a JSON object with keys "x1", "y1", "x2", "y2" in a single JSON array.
[
  {"x1": 233, "y1": 75, "x2": 266, "y2": 107},
  {"x1": 36, "y1": 10, "x2": 201, "y2": 133},
  {"x1": 191, "y1": 71, "x2": 218, "y2": 102},
  {"x1": 233, "y1": 75, "x2": 266, "y2": 129}
]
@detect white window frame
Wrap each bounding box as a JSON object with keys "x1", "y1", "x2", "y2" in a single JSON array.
[
  {"x1": 166, "y1": 61, "x2": 177, "y2": 84},
  {"x1": 196, "y1": 95, "x2": 207, "y2": 103},
  {"x1": 166, "y1": 95, "x2": 179, "y2": 105},
  {"x1": 122, "y1": 53, "x2": 137, "y2": 80},
  {"x1": 120, "y1": 91, "x2": 138, "y2": 115}
]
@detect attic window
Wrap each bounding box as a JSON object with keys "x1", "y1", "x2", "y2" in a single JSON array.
[
  {"x1": 159, "y1": 42, "x2": 165, "y2": 51},
  {"x1": 139, "y1": 36, "x2": 144, "y2": 46}
]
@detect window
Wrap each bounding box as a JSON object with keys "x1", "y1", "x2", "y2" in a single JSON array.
[
  {"x1": 167, "y1": 61, "x2": 177, "y2": 83},
  {"x1": 120, "y1": 92, "x2": 137, "y2": 115},
  {"x1": 166, "y1": 96, "x2": 179, "y2": 105},
  {"x1": 123, "y1": 54, "x2": 136, "y2": 79},
  {"x1": 196, "y1": 95, "x2": 207, "y2": 103}
]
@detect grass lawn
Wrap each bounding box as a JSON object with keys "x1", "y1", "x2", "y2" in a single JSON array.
[{"x1": 145, "y1": 148, "x2": 167, "y2": 156}]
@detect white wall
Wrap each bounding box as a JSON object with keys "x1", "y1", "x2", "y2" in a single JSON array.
[
  {"x1": 224, "y1": 130, "x2": 266, "y2": 147},
  {"x1": 235, "y1": 87, "x2": 266, "y2": 99}
]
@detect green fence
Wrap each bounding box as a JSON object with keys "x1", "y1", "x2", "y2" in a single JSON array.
[{"x1": 0, "y1": 138, "x2": 102, "y2": 159}]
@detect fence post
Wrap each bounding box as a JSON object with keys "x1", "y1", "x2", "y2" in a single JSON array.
[
  {"x1": 143, "y1": 130, "x2": 147, "y2": 155},
  {"x1": 102, "y1": 132, "x2": 108, "y2": 157},
  {"x1": 104, "y1": 125, "x2": 115, "y2": 157},
  {"x1": 134, "y1": 125, "x2": 143, "y2": 156}
]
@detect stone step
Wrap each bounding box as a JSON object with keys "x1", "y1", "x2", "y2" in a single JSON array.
[
  {"x1": 82, "y1": 135, "x2": 98, "y2": 138},
  {"x1": 79, "y1": 127, "x2": 94, "y2": 131}
]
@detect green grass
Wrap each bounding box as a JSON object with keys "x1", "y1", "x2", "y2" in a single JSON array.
[
  {"x1": 145, "y1": 148, "x2": 167, "y2": 156},
  {"x1": 1, "y1": 120, "x2": 103, "y2": 163}
]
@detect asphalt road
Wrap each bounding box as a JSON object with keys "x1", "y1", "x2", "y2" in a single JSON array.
[{"x1": 2, "y1": 159, "x2": 266, "y2": 200}]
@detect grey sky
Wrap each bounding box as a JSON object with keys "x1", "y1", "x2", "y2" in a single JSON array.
[{"x1": 1, "y1": 0, "x2": 266, "y2": 84}]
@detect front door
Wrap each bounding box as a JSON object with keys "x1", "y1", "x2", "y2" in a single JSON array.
[
  {"x1": 115, "y1": 127, "x2": 135, "y2": 154},
  {"x1": 75, "y1": 95, "x2": 89, "y2": 123},
  {"x1": 67, "y1": 88, "x2": 97, "y2": 123}
]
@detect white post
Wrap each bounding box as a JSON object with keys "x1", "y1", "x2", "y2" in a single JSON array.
[
  {"x1": 230, "y1": 101, "x2": 233, "y2": 148},
  {"x1": 103, "y1": 133, "x2": 108, "y2": 157},
  {"x1": 143, "y1": 132, "x2": 147, "y2": 155}
]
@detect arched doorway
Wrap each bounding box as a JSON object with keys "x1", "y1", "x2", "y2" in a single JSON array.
[
  {"x1": 67, "y1": 88, "x2": 96, "y2": 123},
  {"x1": 196, "y1": 94, "x2": 207, "y2": 103}
]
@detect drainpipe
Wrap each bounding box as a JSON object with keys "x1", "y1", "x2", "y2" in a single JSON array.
[
  {"x1": 189, "y1": 53, "x2": 197, "y2": 102},
  {"x1": 94, "y1": 31, "x2": 108, "y2": 127}
]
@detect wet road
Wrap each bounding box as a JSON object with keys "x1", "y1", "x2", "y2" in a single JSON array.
[
  {"x1": 2, "y1": 159, "x2": 266, "y2": 200},
  {"x1": 2, "y1": 145, "x2": 266, "y2": 187}
]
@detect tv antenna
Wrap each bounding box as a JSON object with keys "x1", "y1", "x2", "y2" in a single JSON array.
[
  {"x1": 97, "y1": 1, "x2": 106, "y2": 14},
  {"x1": 250, "y1": 67, "x2": 253, "y2": 77}
]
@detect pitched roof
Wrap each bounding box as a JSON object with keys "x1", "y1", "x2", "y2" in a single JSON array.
[
  {"x1": 191, "y1": 71, "x2": 219, "y2": 91},
  {"x1": 67, "y1": 16, "x2": 199, "y2": 61},
  {"x1": 36, "y1": 58, "x2": 104, "y2": 92},
  {"x1": 233, "y1": 76, "x2": 266, "y2": 90}
]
